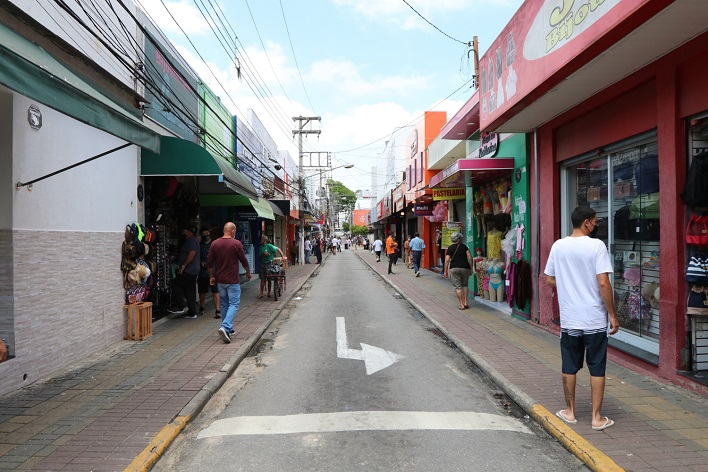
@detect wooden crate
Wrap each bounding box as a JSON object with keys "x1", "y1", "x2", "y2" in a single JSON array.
[{"x1": 125, "y1": 302, "x2": 153, "y2": 341}]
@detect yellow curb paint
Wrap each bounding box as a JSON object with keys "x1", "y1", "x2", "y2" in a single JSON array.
[
  {"x1": 529, "y1": 405, "x2": 624, "y2": 472},
  {"x1": 124, "y1": 415, "x2": 190, "y2": 472}
]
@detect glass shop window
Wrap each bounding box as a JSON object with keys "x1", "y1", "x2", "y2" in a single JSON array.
[{"x1": 563, "y1": 141, "x2": 660, "y2": 341}]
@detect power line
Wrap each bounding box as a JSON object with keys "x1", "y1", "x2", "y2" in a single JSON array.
[
  {"x1": 400, "y1": 0, "x2": 468, "y2": 45},
  {"x1": 277, "y1": 0, "x2": 315, "y2": 114}
]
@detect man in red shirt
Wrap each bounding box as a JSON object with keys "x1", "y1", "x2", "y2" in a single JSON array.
[{"x1": 208, "y1": 222, "x2": 252, "y2": 343}]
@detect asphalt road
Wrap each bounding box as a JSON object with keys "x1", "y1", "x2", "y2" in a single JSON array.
[{"x1": 154, "y1": 250, "x2": 585, "y2": 471}]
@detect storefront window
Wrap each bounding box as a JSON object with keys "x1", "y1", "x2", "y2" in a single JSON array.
[{"x1": 563, "y1": 140, "x2": 660, "y2": 345}]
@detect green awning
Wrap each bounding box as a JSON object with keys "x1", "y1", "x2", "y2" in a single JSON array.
[
  {"x1": 199, "y1": 194, "x2": 275, "y2": 220},
  {"x1": 141, "y1": 136, "x2": 258, "y2": 199},
  {"x1": 0, "y1": 22, "x2": 160, "y2": 152}
]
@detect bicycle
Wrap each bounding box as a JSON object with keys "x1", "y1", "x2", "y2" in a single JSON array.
[{"x1": 264, "y1": 257, "x2": 286, "y2": 301}]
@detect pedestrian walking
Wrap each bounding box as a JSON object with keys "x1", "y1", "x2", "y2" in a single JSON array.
[
  {"x1": 197, "y1": 227, "x2": 221, "y2": 318},
  {"x1": 314, "y1": 237, "x2": 323, "y2": 264},
  {"x1": 386, "y1": 232, "x2": 398, "y2": 274},
  {"x1": 207, "y1": 222, "x2": 251, "y2": 344},
  {"x1": 404, "y1": 235, "x2": 412, "y2": 268},
  {"x1": 290, "y1": 239, "x2": 299, "y2": 265},
  {"x1": 373, "y1": 237, "x2": 383, "y2": 262},
  {"x1": 304, "y1": 236, "x2": 312, "y2": 264},
  {"x1": 168, "y1": 225, "x2": 200, "y2": 318},
  {"x1": 409, "y1": 232, "x2": 426, "y2": 277},
  {"x1": 444, "y1": 232, "x2": 473, "y2": 310},
  {"x1": 544, "y1": 206, "x2": 619, "y2": 431},
  {"x1": 258, "y1": 235, "x2": 286, "y2": 299},
  {"x1": 436, "y1": 229, "x2": 444, "y2": 267}
]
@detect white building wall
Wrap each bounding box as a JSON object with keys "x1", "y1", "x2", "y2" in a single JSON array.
[
  {"x1": 13, "y1": 95, "x2": 139, "y2": 231},
  {"x1": 0, "y1": 90, "x2": 139, "y2": 396}
]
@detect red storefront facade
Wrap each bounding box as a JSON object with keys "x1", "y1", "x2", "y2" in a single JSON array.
[{"x1": 480, "y1": 0, "x2": 708, "y2": 392}]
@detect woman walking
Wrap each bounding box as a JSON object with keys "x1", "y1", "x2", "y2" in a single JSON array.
[{"x1": 444, "y1": 232, "x2": 474, "y2": 310}]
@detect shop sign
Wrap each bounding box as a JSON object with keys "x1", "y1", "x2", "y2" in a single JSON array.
[
  {"x1": 414, "y1": 204, "x2": 433, "y2": 216},
  {"x1": 410, "y1": 128, "x2": 418, "y2": 158},
  {"x1": 479, "y1": 0, "x2": 628, "y2": 128},
  {"x1": 479, "y1": 132, "x2": 499, "y2": 158},
  {"x1": 433, "y1": 187, "x2": 465, "y2": 201},
  {"x1": 237, "y1": 211, "x2": 259, "y2": 221}
]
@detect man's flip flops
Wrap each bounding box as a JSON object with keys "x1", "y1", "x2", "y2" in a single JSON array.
[
  {"x1": 555, "y1": 410, "x2": 577, "y2": 424},
  {"x1": 592, "y1": 417, "x2": 615, "y2": 431}
]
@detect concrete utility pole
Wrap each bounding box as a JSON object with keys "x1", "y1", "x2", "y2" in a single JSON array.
[{"x1": 293, "y1": 116, "x2": 321, "y2": 265}]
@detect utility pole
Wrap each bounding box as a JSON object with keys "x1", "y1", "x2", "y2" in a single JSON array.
[{"x1": 293, "y1": 116, "x2": 321, "y2": 265}]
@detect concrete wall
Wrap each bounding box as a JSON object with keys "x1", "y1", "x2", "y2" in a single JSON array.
[{"x1": 0, "y1": 90, "x2": 139, "y2": 396}]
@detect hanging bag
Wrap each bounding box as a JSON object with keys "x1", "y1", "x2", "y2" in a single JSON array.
[
  {"x1": 681, "y1": 150, "x2": 708, "y2": 208},
  {"x1": 686, "y1": 214, "x2": 708, "y2": 246},
  {"x1": 687, "y1": 285, "x2": 708, "y2": 315},
  {"x1": 686, "y1": 254, "x2": 708, "y2": 285}
]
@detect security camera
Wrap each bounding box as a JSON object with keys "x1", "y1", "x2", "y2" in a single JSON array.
[{"x1": 274, "y1": 164, "x2": 282, "y2": 171}]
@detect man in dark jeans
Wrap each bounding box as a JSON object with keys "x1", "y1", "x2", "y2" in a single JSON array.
[{"x1": 168, "y1": 225, "x2": 200, "y2": 318}]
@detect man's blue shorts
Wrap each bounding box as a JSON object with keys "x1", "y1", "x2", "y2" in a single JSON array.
[{"x1": 560, "y1": 330, "x2": 608, "y2": 377}]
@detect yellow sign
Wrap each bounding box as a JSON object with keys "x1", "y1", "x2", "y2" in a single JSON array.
[{"x1": 433, "y1": 187, "x2": 465, "y2": 201}]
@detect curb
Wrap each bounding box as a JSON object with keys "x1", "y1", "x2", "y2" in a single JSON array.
[
  {"x1": 355, "y1": 253, "x2": 623, "y2": 472},
  {"x1": 126, "y1": 263, "x2": 321, "y2": 471}
]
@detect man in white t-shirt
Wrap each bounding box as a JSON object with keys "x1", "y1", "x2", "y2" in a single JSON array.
[
  {"x1": 372, "y1": 237, "x2": 383, "y2": 262},
  {"x1": 544, "y1": 206, "x2": 619, "y2": 431}
]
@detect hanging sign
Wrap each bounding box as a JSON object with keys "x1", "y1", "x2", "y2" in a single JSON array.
[
  {"x1": 414, "y1": 204, "x2": 433, "y2": 216},
  {"x1": 479, "y1": 132, "x2": 499, "y2": 158}
]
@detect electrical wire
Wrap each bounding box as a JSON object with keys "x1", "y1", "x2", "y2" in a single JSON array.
[
  {"x1": 400, "y1": 0, "x2": 468, "y2": 45},
  {"x1": 277, "y1": 0, "x2": 315, "y2": 114}
]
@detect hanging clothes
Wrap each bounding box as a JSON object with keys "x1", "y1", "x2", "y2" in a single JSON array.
[{"x1": 506, "y1": 261, "x2": 517, "y2": 309}]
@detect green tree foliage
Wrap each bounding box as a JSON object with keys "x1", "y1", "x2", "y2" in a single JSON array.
[
  {"x1": 351, "y1": 225, "x2": 368, "y2": 236},
  {"x1": 327, "y1": 180, "x2": 356, "y2": 212}
]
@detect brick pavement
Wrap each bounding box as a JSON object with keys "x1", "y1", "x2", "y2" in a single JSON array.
[
  {"x1": 0, "y1": 261, "x2": 320, "y2": 471},
  {"x1": 358, "y1": 250, "x2": 708, "y2": 472}
]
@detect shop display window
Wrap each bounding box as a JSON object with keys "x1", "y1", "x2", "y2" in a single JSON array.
[{"x1": 563, "y1": 139, "x2": 660, "y2": 342}]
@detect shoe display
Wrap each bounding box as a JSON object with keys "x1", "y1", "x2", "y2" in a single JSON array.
[
  {"x1": 214, "y1": 310, "x2": 221, "y2": 319},
  {"x1": 218, "y1": 327, "x2": 231, "y2": 344},
  {"x1": 183, "y1": 313, "x2": 197, "y2": 319},
  {"x1": 167, "y1": 307, "x2": 187, "y2": 314}
]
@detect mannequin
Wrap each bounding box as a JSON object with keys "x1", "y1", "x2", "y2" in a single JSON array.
[
  {"x1": 487, "y1": 224, "x2": 502, "y2": 260},
  {"x1": 487, "y1": 258, "x2": 505, "y2": 302}
]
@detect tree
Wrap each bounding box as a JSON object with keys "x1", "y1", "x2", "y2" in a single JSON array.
[
  {"x1": 351, "y1": 225, "x2": 368, "y2": 237},
  {"x1": 343, "y1": 222, "x2": 350, "y2": 232},
  {"x1": 327, "y1": 180, "x2": 356, "y2": 213}
]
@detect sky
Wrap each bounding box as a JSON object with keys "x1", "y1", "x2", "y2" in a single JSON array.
[{"x1": 136, "y1": 0, "x2": 524, "y2": 195}]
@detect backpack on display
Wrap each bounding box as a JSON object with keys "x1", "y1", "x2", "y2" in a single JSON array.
[{"x1": 681, "y1": 150, "x2": 708, "y2": 208}]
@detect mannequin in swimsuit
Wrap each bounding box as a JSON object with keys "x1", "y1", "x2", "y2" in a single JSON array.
[{"x1": 487, "y1": 258, "x2": 505, "y2": 302}]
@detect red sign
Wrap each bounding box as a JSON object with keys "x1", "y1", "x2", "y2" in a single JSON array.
[{"x1": 479, "y1": 0, "x2": 643, "y2": 129}]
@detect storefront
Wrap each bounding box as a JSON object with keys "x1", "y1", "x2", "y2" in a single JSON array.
[
  {"x1": 405, "y1": 112, "x2": 447, "y2": 270},
  {"x1": 478, "y1": 0, "x2": 708, "y2": 388},
  {"x1": 431, "y1": 126, "x2": 532, "y2": 317}
]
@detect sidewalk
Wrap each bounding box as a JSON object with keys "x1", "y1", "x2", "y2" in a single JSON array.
[
  {"x1": 357, "y1": 250, "x2": 708, "y2": 472},
  {"x1": 0, "y1": 260, "x2": 323, "y2": 472}
]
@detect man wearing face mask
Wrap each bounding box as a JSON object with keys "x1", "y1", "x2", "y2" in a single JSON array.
[{"x1": 544, "y1": 206, "x2": 619, "y2": 432}]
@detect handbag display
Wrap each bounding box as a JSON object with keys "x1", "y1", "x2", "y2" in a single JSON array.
[
  {"x1": 686, "y1": 214, "x2": 708, "y2": 246},
  {"x1": 686, "y1": 254, "x2": 708, "y2": 285},
  {"x1": 687, "y1": 285, "x2": 708, "y2": 315}
]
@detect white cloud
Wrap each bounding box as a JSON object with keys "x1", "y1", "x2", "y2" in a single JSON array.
[{"x1": 307, "y1": 59, "x2": 430, "y2": 97}]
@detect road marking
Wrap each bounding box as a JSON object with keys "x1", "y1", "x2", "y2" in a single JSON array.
[
  {"x1": 197, "y1": 411, "x2": 532, "y2": 438},
  {"x1": 336, "y1": 317, "x2": 404, "y2": 374}
]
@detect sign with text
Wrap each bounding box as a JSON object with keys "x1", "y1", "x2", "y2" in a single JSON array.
[
  {"x1": 433, "y1": 187, "x2": 466, "y2": 201},
  {"x1": 414, "y1": 204, "x2": 433, "y2": 216}
]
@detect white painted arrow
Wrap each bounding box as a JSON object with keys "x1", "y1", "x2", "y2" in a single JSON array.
[{"x1": 336, "y1": 317, "x2": 404, "y2": 375}]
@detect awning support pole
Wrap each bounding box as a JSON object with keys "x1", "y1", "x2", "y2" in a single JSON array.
[{"x1": 16, "y1": 143, "x2": 131, "y2": 189}]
